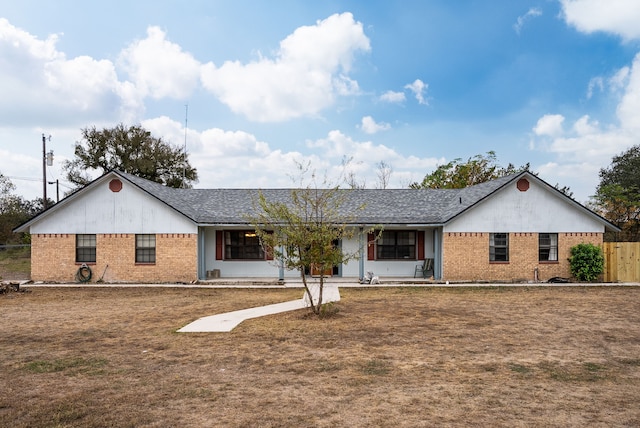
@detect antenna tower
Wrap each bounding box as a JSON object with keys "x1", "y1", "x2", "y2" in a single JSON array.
[{"x1": 183, "y1": 104, "x2": 188, "y2": 188}]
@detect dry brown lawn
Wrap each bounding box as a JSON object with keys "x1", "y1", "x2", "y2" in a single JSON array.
[{"x1": 1, "y1": 285, "x2": 639, "y2": 427}]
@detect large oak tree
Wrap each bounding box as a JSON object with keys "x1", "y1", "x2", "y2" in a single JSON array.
[
  {"x1": 410, "y1": 151, "x2": 528, "y2": 189},
  {"x1": 592, "y1": 144, "x2": 640, "y2": 241},
  {"x1": 63, "y1": 123, "x2": 198, "y2": 189}
]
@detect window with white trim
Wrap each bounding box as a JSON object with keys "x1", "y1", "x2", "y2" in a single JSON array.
[
  {"x1": 539, "y1": 233, "x2": 558, "y2": 262},
  {"x1": 76, "y1": 234, "x2": 96, "y2": 263},
  {"x1": 225, "y1": 231, "x2": 265, "y2": 260},
  {"x1": 135, "y1": 234, "x2": 156, "y2": 264},
  {"x1": 377, "y1": 230, "x2": 416, "y2": 260},
  {"x1": 489, "y1": 233, "x2": 509, "y2": 262}
]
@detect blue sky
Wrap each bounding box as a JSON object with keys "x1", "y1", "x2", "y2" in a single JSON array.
[{"x1": 1, "y1": 0, "x2": 639, "y2": 203}]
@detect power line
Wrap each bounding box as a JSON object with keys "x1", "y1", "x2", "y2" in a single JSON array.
[
  {"x1": 6, "y1": 176, "x2": 42, "y2": 182},
  {"x1": 7, "y1": 176, "x2": 74, "y2": 189}
]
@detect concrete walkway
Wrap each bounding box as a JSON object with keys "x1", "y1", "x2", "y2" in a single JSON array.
[
  {"x1": 177, "y1": 283, "x2": 341, "y2": 333},
  {"x1": 177, "y1": 299, "x2": 307, "y2": 332}
]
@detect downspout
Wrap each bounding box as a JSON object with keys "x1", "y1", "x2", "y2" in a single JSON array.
[
  {"x1": 278, "y1": 245, "x2": 285, "y2": 281},
  {"x1": 197, "y1": 226, "x2": 206, "y2": 280},
  {"x1": 359, "y1": 227, "x2": 365, "y2": 281},
  {"x1": 433, "y1": 227, "x2": 442, "y2": 280}
]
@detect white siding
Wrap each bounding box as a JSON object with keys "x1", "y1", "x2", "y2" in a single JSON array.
[
  {"x1": 29, "y1": 179, "x2": 196, "y2": 234},
  {"x1": 201, "y1": 226, "x2": 436, "y2": 279},
  {"x1": 445, "y1": 179, "x2": 603, "y2": 233},
  {"x1": 340, "y1": 237, "x2": 361, "y2": 277}
]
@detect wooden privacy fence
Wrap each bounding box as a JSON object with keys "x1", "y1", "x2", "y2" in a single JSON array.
[{"x1": 603, "y1": 242, "x2": 640, "y2": 283}]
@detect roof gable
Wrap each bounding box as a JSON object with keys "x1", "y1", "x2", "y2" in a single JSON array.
[{"x1": 447, "y1": 171, "x2": 619, "y2": 232}]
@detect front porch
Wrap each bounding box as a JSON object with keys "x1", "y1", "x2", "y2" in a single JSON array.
[{"x1": 197, "y1": 226, "x2": 443, "y2": 281}]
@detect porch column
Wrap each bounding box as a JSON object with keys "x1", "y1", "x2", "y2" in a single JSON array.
[
  {"x1": 197, "y1": 226, "x2": 206, "y2": 280},
  {"x1": 278, "y1": 245, "x2": 285, "y2": 281},
  {"x1": 433, "y1": 227, "x2": 442, "y2": 280},
  {"x1": 359, "y1": 227, "x2": 365, "y2": 280}
]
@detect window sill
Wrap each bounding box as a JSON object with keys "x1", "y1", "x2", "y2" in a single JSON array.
[
  {"x1": 489, "y1": 261, "x2": 510, "y2": 264},
  {"x1": 135, "y1": 263, "x2": 156, "y2": 266}
]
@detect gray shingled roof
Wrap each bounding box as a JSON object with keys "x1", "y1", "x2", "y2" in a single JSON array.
[{"x1": 117, "y1": 170, "x2": 516, "y2": 225}]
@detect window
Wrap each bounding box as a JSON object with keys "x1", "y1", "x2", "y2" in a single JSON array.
[
  {"x1": 489, "y1": 233, "x2": 509, "y2": 262},
  {"x1": 539, "y1": 233, "x2": 558, "y2": 262},
  {"x1": 377, "y1": 231, "x2": 416, "y2": 260},
  {"x1": 76, "y1": 234, "x2": 96, "y2": 263},
  {"x1": 225, "y1": 231, "x2": 264, "y2": 260},
  {"x1": 136, "y1": 234, "x2": 156, "y2": 264}
]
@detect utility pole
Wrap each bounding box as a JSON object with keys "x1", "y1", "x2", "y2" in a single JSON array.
[
  {"x1": 48, "y1": 179, "x2": 59, "y2": 202},
  {"x1": 42, "y1": 133, "x2": 53, "y2": 210},
  {"x1": 42, "y1": 133, "x2": 47, "y2": 210}
]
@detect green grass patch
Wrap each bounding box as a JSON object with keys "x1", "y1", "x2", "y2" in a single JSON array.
[
  {"x1": 360, "y1": 358, "x2": 392, "y2": 376},
  {"x1": 24, "y1": 357, "x2": 108, "y2": 375},
  {"x1": 0, "y1": 246, "x2": 30, "y2": 275},
  {"x1": 508, "y1": 363, "x2": 532, "y2": 374},
  {"x1": 539, "y1": 361, "x2": 608, "y2": 382}
]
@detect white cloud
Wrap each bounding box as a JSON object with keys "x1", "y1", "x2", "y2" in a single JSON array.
[
  {"x1": 536, "y1": 161, "x2": 601, "y2": 200},
  {"x1": 0, "y1": 19, "x2": 122, "y2": 125},
  {"x1": 140, "y1": 119, "x2": 440, "y2": 190},
  {"x1": 404, "y1": 79, "x2": 429, "y2": 105},
  {"x1": 44, "y1": 56, "x2": 120, "y2": 110},
  {"x1": 119, "y1": 26, "x2": 201, "y2": 100},
  {"x1": 616, "y1": 53, "x2": 640, "y2": 130},
  {"x1": 380, "y1": 90, "x2": 406, "y2": 103},
  {"x1": 305, "y1": 130, "x2": 441, "y2": 187},
  {"x1": 609, "y1": 66, "x2": 630, "y2": 90},
  {"x1": 139, "y1": 116, "x2": 441, "y2": 190},
  {"x1": 530, "y1": 53, "x2": 640, "y2": 201},
  {"x1": 360, "y1": 116, "x2": 391, "y2": 134},
  {"x1": 533, "y1": 114, "x2": 565, "y2": 137},
  {"x1": 586, "y1": 76, "x2": 603, "y2": 99},
  {"x1": 572, "y1": 115, "x2": 599, "y2": 135},
  {"x1": 560, "y1": 0, "x2": 640, "y2": 41},
  {"x1": 200, "y1": 12, "x2": 371, "y2": 122},
  {"x1": 514, "y1": 7, "x2": 543, "y2": 34}
]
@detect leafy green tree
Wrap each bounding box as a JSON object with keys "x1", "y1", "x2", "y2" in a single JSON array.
[
  {"x1": 248, "y1": 167, "x2": 375, "y2": 316},
  {"x1": 410, "y1": 151, "x2": 529, "y2": 189},
  {"x1": 0, "y1": 172, "x2": 12, "y2": 197},
  {"x1": 63, "y1": 123, "x2": 198, "y2": 189},
  {"x1": 0, "y1": 173, "x2": 40, "y2": 244},
  {"x1": 569, "y1": 243, "x2": 604, "y2": 282},
  {"x1": 592, "y1": 145, "x2": 640, "y2": 241}
]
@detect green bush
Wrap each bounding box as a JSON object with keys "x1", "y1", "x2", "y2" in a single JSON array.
[{"x1": 569, "y1": 243, "x2": 604, "y2": 282}]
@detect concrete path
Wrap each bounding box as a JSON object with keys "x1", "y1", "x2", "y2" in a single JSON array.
[
  {"x1": 177, "y1": 284, "x2": 341, "y2": 333},
  {"x1": 177, "y1": 299, "x2": 307, "y2": 332}
]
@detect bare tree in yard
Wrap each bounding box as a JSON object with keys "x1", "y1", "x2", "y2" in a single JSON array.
[
  {"x1": 248, "y1": 166, "x2": 374, "y2": 316},
  {"x1": 376, "y1": 161, "x2": 392, "y2": 189},
  {"x1": 341, "y1": 156, "x2": 366, "y2": 189}
]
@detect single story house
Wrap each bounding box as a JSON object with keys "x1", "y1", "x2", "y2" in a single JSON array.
[{"x1": 15, "y1": 169, "x2": 618, "y2": 283}]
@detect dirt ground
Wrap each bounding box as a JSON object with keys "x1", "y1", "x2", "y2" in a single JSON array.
[{"x1": 1, "y1": 286, "x2": 639, "y2": 427}]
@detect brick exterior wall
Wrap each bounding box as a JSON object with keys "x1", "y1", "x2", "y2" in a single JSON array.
[
  {"x1": 442, "y1": 232, "x2": 603, "y2": 282},
  {"x1": 31, "y1": 233, "x2": 198, "y2": 283}
]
